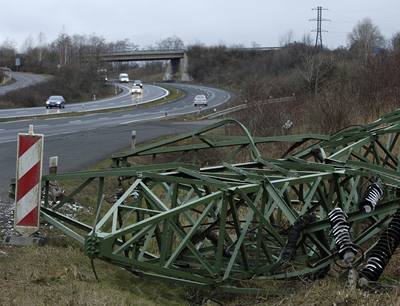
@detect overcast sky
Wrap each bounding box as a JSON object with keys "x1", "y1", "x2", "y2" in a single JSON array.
[{"x1": 1, "y1": 0, "x2": 399, "y2": 50}]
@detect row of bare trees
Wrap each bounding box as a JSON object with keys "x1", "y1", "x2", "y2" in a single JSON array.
[
  {"x1": 0, "y1": 33, "x2": 184, "y2": 107},
  {"x1": 0, "y1": 33, "x2": 184, "y2": 73},
  {"x1": 188, "y1": 18, "x2": 400, "y2": 137}
]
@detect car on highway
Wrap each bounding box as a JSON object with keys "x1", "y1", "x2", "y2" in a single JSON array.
[
  {"x1": 131, "y1": 85, "x2": 142, "y2": 95},
  {"x1": 45, "y1": 95, "x2": 65, "y2": 109},
  {"x1": 193, "y1": 94, "x2": 208, "y2": 107},
  {"x1": 133, "y1": 80, "x2": 143, "y2": 88},
  {"x1": 119, "y1": 73, "x2": 130, "y2": 83}
]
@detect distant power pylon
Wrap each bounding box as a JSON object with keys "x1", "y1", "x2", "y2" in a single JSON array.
[{"x1": 310, "y1": 6, "x2": 330, "y2": 48}]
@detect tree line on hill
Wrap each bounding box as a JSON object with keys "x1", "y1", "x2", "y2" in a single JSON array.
[
  {"x1": 0, "y1": 34, "x2": 183, "y2": 107},
  {"x1": 0, "y1": 18, "x2": 399, "y2": 135},
  {"x1": 187, "y1": 18, "x2": 400, "y2": 136}
]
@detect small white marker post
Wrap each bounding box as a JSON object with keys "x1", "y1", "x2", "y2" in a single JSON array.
[
  {"x1": 131, "y1": 130, "x2": 137, "y2": 151},
  {"x1": 49, "y1": 156, "x2": 58, "y2": 175}
]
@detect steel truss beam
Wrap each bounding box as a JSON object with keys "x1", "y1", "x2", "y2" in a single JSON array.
[{"x1": 37, "y1": 110, "x2": 400, "y2": 291}]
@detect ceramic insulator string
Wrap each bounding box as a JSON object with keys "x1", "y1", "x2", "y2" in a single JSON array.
[
  {"x1": 359, "y1": 182, "x2": 384, "y2": 213},
  {"x1": 359, "y1": 209, "x2": 400, "y2": 282},
  {"x1": 328, "y1": 208, "x2": 357, "y2": 262}
]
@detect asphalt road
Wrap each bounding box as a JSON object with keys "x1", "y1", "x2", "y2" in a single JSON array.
[
  {"x1": 0, "y1": 83, "x2": 168, "y2": 119},
  {"x1": 0, "y1": 71, "x2": 49, "y2": 96},
  {"x1": 0, "y1": 83, "x2": 231, "y2": 200}
]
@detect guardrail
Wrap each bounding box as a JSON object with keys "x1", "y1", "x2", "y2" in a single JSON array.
[{"x1": 202, "y1": 96, "x2": 296, "y2": 119}]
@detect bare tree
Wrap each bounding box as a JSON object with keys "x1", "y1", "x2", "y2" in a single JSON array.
[
  {"x1": 37, "y1": 32, "x2": 47, "y2": 62},
  {"x1": 348, "y1": 18, "x2": 385, "y2": 60},
  {"x1": 21, "y1": 35, "x2": 34, "y2": 53},
  {"x1": 156, "y1": 36, "x2": 185, "y2": 50},
  {"x1": 392, "y1": 32, "x2": 400, "y2": 51},
  {"x1": 0, "y1": 39, "x2": 17, "y2": 67},
  {"x1": 301, "y1": 33, "x2": 313, "y2": 47},
  {"x1": 53, "y1": 32, "x2": 72, "y2": 65},
  {"x1": 279, "y1": 30, "x2": 295, "y2": 47},
  {"x1": 297, "y1": 52, "x2": 335, "y2": 95}
]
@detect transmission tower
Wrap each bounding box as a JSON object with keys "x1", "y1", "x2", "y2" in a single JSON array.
[{"x1": 310, "y1": 6, "x2": 330, "y2": 48}]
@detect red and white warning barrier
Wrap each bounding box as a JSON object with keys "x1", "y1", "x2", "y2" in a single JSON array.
[{"x1": 14, "y1": 125, "x2": 44, "y2": 236}]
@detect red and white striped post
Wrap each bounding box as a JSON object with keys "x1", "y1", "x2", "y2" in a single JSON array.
[{"x1": 14, "y1": 125, "x2": 44, "y2": 236}]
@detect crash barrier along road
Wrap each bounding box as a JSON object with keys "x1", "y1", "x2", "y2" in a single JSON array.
[{"x1": 9, "y1": 110, "x2": 400, "y2": 293}]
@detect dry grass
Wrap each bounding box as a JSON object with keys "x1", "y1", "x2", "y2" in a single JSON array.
[
  {"x1": 0, "y1": 239, "x2": 187, "y2": 306},
  {"x1": 1, "y1": 239, "x2": 399, "y2": 306},
  {"x1": 204, "y1": 254, "x2": 400, "y2": 306}
]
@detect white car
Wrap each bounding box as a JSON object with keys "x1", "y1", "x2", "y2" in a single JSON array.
[
  {"x1": 131, "y1": 85, "x2": 142, "y2": 94},
  {"x1": 119, "y1": 73, "x2": 129, "y2": 83},
  {"x1": 193, "y1": 94, "x2": 208, "y2": 106}
]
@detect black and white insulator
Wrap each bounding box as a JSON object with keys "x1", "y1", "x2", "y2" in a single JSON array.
[
  {"x1": 328, "y1": 208, "x2": 357, "y2": 263},
  {"x1": 358, "y1": 209, "x2": 400, "y2": 285},
  {"x1": 359, "y1": 182, "x2": 384, "y2": 213},
  {"x1": 131, "y1": 189, "x2": 140, "y2": 199}
]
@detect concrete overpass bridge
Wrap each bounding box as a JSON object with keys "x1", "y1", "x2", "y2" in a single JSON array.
[
  {"x1": 99, "y1": 47, "x2": 281, "y2": 81},
  {"x1": 100, "y1": 50, "x2": 189, "y2": 81}
]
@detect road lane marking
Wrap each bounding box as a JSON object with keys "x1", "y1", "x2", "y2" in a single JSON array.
[{"x1": 119, "y1": 116, "x2": 166, "y2": 125}]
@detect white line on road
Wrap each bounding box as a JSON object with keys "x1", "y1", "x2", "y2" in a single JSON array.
[{"x1": 119, "y1": 116, "x2": 166, "y2": 125}]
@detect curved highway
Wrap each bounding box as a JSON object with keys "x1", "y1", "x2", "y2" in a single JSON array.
[
  {"x1": 0, "y1": 83, "x2": 231, "y2": 200},
  {"x1": 0, "y1": 71, "x2": 49, "y2": 96},
  {"x1": 0, "y1": 83, "x2": 168, "y2": 119}
]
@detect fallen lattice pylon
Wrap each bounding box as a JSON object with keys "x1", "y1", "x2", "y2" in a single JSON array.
[{"x1": 11, "y1": 111, "x2": 400, "y2": 293}]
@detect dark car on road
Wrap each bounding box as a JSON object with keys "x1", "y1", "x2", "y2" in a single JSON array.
[
  {"x1": 133, "y1": 80, "x2": 143, "y2": 88},
  {"x1": 45, "y1": 95, "x2": 65, "y2": 109}
]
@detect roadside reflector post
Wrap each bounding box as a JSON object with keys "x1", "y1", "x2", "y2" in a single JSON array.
[
  {"x1": 49, "y1": 156, "x2": 58, "y2": 175},
  {"x1": 14, "y1": 126, "x2": 44, "y2": 236},
  {"x1": 131, "y1": 130, "x2": 136, "y2": 151}
]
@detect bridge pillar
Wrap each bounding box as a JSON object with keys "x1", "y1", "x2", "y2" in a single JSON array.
[
  {"x1": 162, "y1": 61, "x2": 173, "y2": 81},
  {"x1": 171, "y1": 58, "x2": 181, "y2": 80},
  {"x1": 180, "y1": 53, "x2": 191, "y2": 81},
  {"x1": 162, "y1": 53, "x2": 191, "y2": 81}
]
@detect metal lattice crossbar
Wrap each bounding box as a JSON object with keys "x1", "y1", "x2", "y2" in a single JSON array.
[{"x1": 37, "y1": 111, "x2": 400, "y2": 291}]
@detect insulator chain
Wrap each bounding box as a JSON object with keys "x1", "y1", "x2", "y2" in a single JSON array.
[
  {"x1": 328, "y1": 208, "x2": 357, "y2": 263},
  {"x1": 359, "y1": 182, "x2": 384, "y2": 213},
  {"x1": 281, "y1": 214, "x2": 315, "y2": 261},
  {"x1": 358, "y1": 209, "x2": 400, "y2": 285}
]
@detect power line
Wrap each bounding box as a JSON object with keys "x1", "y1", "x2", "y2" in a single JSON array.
[{"x1": 310, "y1": 6, "x2": 330, "y2": 48}]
